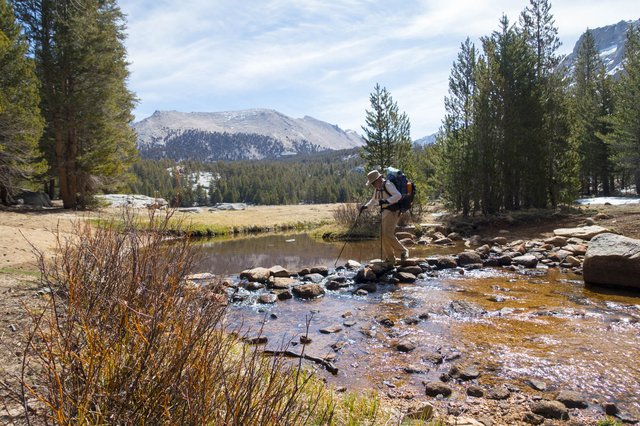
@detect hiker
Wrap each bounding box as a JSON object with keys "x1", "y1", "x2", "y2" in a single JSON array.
[{"x1": 360, "y1": 170, "x2": 409, "y2": 264}]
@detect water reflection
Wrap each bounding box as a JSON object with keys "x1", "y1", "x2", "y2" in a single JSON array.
[{"x1": 192, "y1": 232, "x2": 459, "y2": 275}]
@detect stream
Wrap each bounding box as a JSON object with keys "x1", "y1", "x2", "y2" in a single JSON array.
[{"x1": 192, "y1": 233, "x2": 640, "y2": 419}]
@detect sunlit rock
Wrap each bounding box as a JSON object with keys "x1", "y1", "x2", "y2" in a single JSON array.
[
  {"x1": 583, "y1": 233, "x2": 640, "y2": 290},
  {"x1": 553, "y1": 225, "x2": 611, "y2": 240}
]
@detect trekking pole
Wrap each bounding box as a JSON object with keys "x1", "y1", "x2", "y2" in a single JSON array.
[
  {"x1": 333, "y1": 208, "x2": 364, "y2": 267},
  {"x1": 380, "y1": 206, "x2": 383, "y2": 261}
]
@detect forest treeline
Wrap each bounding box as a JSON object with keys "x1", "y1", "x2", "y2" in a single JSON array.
[
  {"x1": 129, "y1": 150, "x2": 374, "y2": 207},
  {"x1": 433, "y1": 1, "x2": 640, "y2": 215}
]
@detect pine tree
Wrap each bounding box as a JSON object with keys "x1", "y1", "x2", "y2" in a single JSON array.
[
  {"x1": 361, "y1": 83, "x2": 412, "y2": 173},
  {"x1": 13, "y1": 0, "x2": 137, "y2": 209},
  {"x1": 520, "y1": 0, "x2": 577, "y2": 206},
  {"x1": 608, "y1": 25, "x2": 640, "y2": 194},
  {"x1": 0, "y1": 0, "x2": 44, "y2": 204},
  {"x1": 569, "y1": 29, "x2": 613, "y2": 195},
  {"x1": 438, "y1": 37, "x2": 478, "y2": 215}
]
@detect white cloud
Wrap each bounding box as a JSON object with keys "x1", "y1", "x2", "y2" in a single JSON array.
[{"x1": 120, "y1": 0, "x2": 640, "y2": 138}]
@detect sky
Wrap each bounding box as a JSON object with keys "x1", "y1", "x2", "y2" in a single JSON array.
[{"x1": 118, "y1": 0, "x2": 640, "y2": 139}]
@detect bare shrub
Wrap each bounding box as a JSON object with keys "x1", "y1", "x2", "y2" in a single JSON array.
[
  {"x1": 19, "y1": 210, "x2": 339, "y2": 424},
  {"x1": 333, "y1": 203, "x2": 379, "y2": 238}
]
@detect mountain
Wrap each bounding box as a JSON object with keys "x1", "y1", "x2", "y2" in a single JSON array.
[
  {"x1": 561, "y1": 19, "x2": 639, "y2": 77},
  {"x1": 133, "y1": 109, "x2": 363, "y2": 161},
  {"x1": 414, "y1": 133, "x2": 437, "y2": 146}
]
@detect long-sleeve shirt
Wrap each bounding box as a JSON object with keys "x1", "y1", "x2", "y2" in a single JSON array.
[{"x1": 364, "y1": 179, "x2": 401, "y2": 210}]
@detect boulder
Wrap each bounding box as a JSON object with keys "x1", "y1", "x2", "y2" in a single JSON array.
[
  {"x1": 513, "y1": 255, "x2": 538, "y2": 268},
  {"x1": 545, "y1": 236, "x2": 568, "y2": 247},
  {"x1": 345, "y1": 260, "x2": 362, "y2": 269},
  {"x1": 553, "y1": 225, "x2": 611, "y2": 240},
  {"x1": 530, "y1": 400, "x2": 569, "y2": 420},
  {"x1": 269, "y1": 265, "x2": 290, "y2": 277},
  {"x1": 292, "y1": 283, "x2": 325, "y2": 299},
  {"x1": 583, "y1": 233, "x2": 640, "y2": 290},
  {"x1": 15, "y1": 190, "x2": 53, "y2": 208},
  {"x1": 355, "y1": 267, "x2": 377, "y2": 282},
  {"x1": 458, "y1": 251, "x2": 483, "y2": 267},
  {"x1": 424, "y1": 382, "x2": 452, "y2": 397},
  {"x1": 555, "y1": 390, "x2": 588, "y2": 409},
  {"x1": 240, "y1": 267, "x2": 271, "y2": 283},
  {"x1": 269, "y1": 277, "x2": 297, "y2": 289},
  {"x1": 394, "y1": 272, "x2": 416, "y2": 283}
]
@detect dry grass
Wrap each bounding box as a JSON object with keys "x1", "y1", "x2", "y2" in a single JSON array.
[{"x1": 12, "y1": 209, "x2": 394, "y2": 425}]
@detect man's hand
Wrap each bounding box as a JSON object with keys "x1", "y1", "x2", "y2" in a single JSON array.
[{"x1": 379, "y1": 199, "x2": 389, "y2": 206}]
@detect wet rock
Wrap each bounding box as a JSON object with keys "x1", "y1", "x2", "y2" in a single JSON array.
[
  {"x1": 343, "y1": 320, "x2": 356, "y2": 327},
  {"x1": 403, "y1": 316, "x2": 420, "y2": 325},
  {"x1": 320, "y1": 325, "x2": 343, "y2": 334},
  {"x1": 355, "y1": 267, "x2": 377, "y2": 282},
  {"x1": 396, "y1": 340, "x2": 416, "y2": 353},
  {"x1": 445, "y1": 300, "x2": 487, "y2": 318},
  {"x1": 603, "y1": 402, "x2": 619, "y2": 415},
  {"x1": 369, "y1": 261, "x2": 394, "y2": 275},
  {"x1": 269, "y1": 277, "x2": 297, "y2": 289},
  {"x1": 487, "y1": 386, "x2": 510, "y2": 400},
  {"x1": 418, "y1": 312, "x2": 431, "y2": 320},
  {"x1": 404, "y1": 402, "x2": 434, "y2": 421},
  {"x1": 354, "y1": 289, "x2": 368, "y2": 296},
  {"x1": 492, "y1": 236, "x2": 508, "y2": 246},
  {"x1": 555, "y1": 390, "x2": 588, "y2": 409},
  {"x1": 398, "y1": 265, "x2": 423, "y2": 275},
  {"x1": 356, "y1": 282, "x2": 377, "y2": 293},
  {"x1": 466, "y1": 386, "x2": 484, "y2": 397},
  {"x1": 545, "y1": 236, "x2": 568, "y2": 247},
  {"x1": 310, "y1": 266, "x2": 329, "y2": 276},
  {"x1": 530, "y1": 400, "x2": 569, "y2": 420},
  {"x1": 404, "y1": 364, "x2": 429, "y2": 374},
  {"x1": 434, "y1": 237, "x2": 454, "y2": 245},
  {"x1": 554, "y1": 225, "x2": 611, "y2": 240},
  {"x1": 522, "y1": 412, "x2": 545, "y2": 425},
  {"x1": 258, "y1": 293, "x2": 277, "y2": 304},
  {"x1": 245, "y1": 281, "x2": 265, "y2": 291},
  {"x1": 458, "y1": 251, "x2": 483, "y2": 267},
  {"x1": 399, "y1": 257, "x2": 422, "y2": 267},
  {"x1": 303, "y1": 273, "x2": 325, "y2": 283},
  {"x1": 232, "y1": 294, "x2": 248, "y2": 303},
  {"x1": 527, "y1": 379, "x2": 547, "y2": 391},
  {"x1": 299, "y1": 335, "x2": 312, "y2": 344},
  {"x1": 458, "y1": 366, "x2": 480, "y2": 381},
  {"x1": 345, "y1": 260, "x2": 361, "y2": 269},
  {"x1": 274, "y1": 289, "x2": 292, "y2": 300},
  {"x1": 433, "y1": 255, "x2": 458, "y2": 269},
  {"x1": 583, "y1": 233, "x2": 640, "y2": 290},
  {"x1": 269, "y1": 265, "x2": 290, "y2": 277},
  {"x1": 448, "y1": 232, "x2": 463, "y2": 241},
  {"x1": 513, "y1": 255, "x2": 538, "y2": 268},
  {"x1": 297, "y1": 267, "x2": 311, "y2": 276},
  {"x1": 375, "y1": 315, "x2": 395, "y2": 327},
  {"x1": 424, "y1": 381, "x2": 452, "y2": 397},
  {"x1": 395, "y1": 272, "x2": 417, "y2": 283},
  {"x1": 240, "y1": 267, "x2": 271, "y2": 283},
  {"x1": 292, "y1": 283, "x2": 325, "y2": 299},
  {"x1": 326, "y1": 280, "x2": 350, "y2": 290}
]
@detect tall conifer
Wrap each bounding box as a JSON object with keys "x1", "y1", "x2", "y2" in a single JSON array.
[{"x1": 0, "y1": 0, "x2": 44, "y2": 204}]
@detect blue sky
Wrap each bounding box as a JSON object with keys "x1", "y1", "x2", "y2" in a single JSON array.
[{"x1": 119, "y1": 0, "x2": 640, "y2": 139}]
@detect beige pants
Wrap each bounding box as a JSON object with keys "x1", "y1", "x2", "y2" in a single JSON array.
[{"x1": 381, "y1": 208, "x2": 407, "y2": 262}]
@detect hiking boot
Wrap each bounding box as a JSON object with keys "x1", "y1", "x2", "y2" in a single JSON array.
[{"x1": 401, "y1": 250, "x2": 409, "y2": 261}]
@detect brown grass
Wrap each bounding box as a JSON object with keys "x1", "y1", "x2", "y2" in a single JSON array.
[{"x1": 16, "y1": 210, "x2": 350, "y2": 424}]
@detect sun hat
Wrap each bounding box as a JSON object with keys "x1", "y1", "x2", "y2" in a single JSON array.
[{"x1": 366, "y1": 170, "x2": 382, "y2": 185}]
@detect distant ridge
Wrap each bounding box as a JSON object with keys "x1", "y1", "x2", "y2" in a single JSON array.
[
  {"x1": 561, "y1": 19, "x2": 640, "y2": 77},
  {"x1": 133, "y1": 109, "x2": 363, "y2": 161}
]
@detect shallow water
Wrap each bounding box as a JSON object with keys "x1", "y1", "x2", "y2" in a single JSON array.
[{"x1": 192, "y1": 233, "x2": 640, "y2": 417}]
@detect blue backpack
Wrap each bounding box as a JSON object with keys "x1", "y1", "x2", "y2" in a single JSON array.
[{"x1": 385, "y1": 167, "x2": 416, "y2": 213}]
